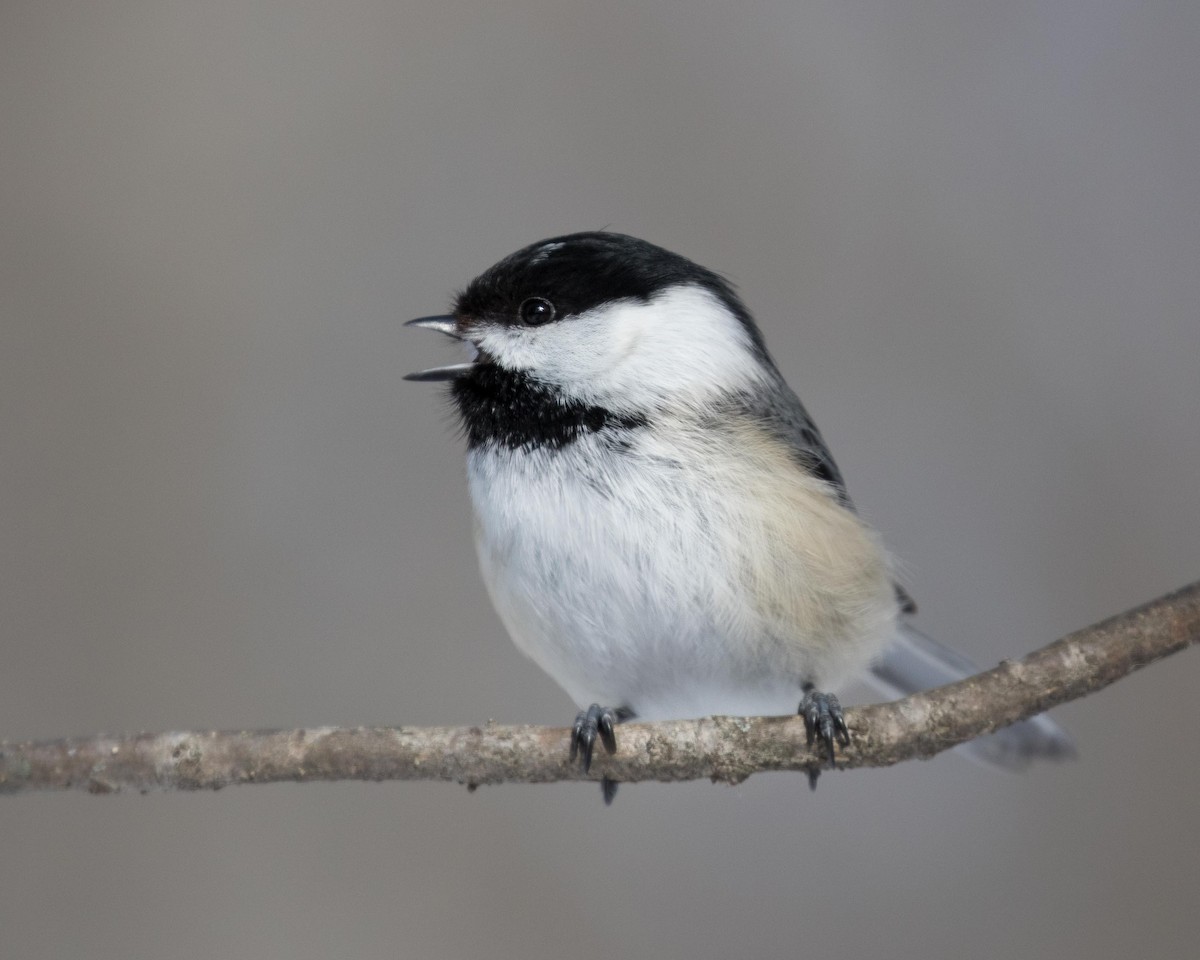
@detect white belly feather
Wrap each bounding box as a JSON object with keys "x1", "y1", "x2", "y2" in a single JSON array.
[{"x1": 468, "y1": 417, "x2": 898, "y2": 720}]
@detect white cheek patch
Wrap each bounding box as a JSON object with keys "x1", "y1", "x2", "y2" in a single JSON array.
[
  {"x1": 474, "y1": 328, "x2": 529, "y2": 370},
  {"x1": 608, "y1": 312, "x2": 644, "y2": 366},
  {"x1": 548, "y1": 285, "x2": 771, "y2": 412}
]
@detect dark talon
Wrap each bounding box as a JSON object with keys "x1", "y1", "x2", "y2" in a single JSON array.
[
  {"x1": 598, "y1": 711, "x2": 617, "y2": 755},
  {"x1": 569, "y1": 703, "x2": 624, "y2": 773},
  {"x1": 569, "y1": 711, "x2": 589, "y2": 768},
  {"x1": 569, "y1": 704, "x2": 634, "y2": 802},
  {"x1": 799, "y1": 686, "x2": 850, "y2": 772}
]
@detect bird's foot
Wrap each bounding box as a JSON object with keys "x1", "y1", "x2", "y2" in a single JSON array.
[
  {"x1": 569, "y1": 704, "x2": 634, "y2": 805},
  {"x1": 799, "y1": 686, "x2": 850, "y2": 788}
]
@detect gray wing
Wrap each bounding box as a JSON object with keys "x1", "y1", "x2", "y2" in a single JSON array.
[
  {"x1": 734, "y1": 379, "x2": 917, "y2": 613},
  {"x1": 746, "y1": 379, "x2": 856, "y2": 509}
]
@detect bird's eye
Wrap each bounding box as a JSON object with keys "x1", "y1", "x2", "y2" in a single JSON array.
[{"x1": 518, "y1": 297, "x2": 556, "y2": 326}]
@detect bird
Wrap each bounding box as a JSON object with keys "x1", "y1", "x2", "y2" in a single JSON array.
[{"x1": 404, "y1": 231, "x2": 1073, "y2": 802}]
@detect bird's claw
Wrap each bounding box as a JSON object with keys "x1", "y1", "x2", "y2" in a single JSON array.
[
  {"x1": 569, "y1": 703, "x2": 620, "y2": 773},
  {"x1": 799, "y1": 688, "x2": 850, "y2": 774},
  {"x1": 569, "y1": 704, "x2": 633, "y2": 805}
]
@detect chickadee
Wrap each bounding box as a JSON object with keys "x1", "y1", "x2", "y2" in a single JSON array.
[{"x1": 406, "y1": 231, "x2": 1072, "y2": 801}]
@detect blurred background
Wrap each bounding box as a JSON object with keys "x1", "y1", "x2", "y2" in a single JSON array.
[{"x1": 2, "y1": 2, "x2": 1198, "y2": 957}]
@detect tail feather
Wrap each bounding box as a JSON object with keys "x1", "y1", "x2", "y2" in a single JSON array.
[{"x1": 868, "y1": 623, "x2": 1075, "y2": 771}]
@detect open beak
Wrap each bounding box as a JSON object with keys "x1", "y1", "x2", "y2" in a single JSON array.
[{"x1": 403, "y1": 314, "x2": 477, "y2": 381}]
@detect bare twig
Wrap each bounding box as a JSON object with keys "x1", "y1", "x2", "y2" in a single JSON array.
[{"x1": 2, "y1": 581, "x2": 1198, "y2": 797}]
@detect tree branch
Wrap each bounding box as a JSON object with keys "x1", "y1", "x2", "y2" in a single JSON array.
[{"x1": 3, "y1": 580, "x2": 1198, "y2": 797}]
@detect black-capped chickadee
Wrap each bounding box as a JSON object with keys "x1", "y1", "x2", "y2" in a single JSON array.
[{"x1": 406, "y1": 232, "x2": 1072, "y2": 802}]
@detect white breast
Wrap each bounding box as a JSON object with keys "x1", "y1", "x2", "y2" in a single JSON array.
[{"x1": 467, "y1": 418, "x2": 898, "y2": 721}]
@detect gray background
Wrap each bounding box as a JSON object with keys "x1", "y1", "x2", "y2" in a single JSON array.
[{"x1": 2, "y1": 2, "x2": 1198, "y2": 958}]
